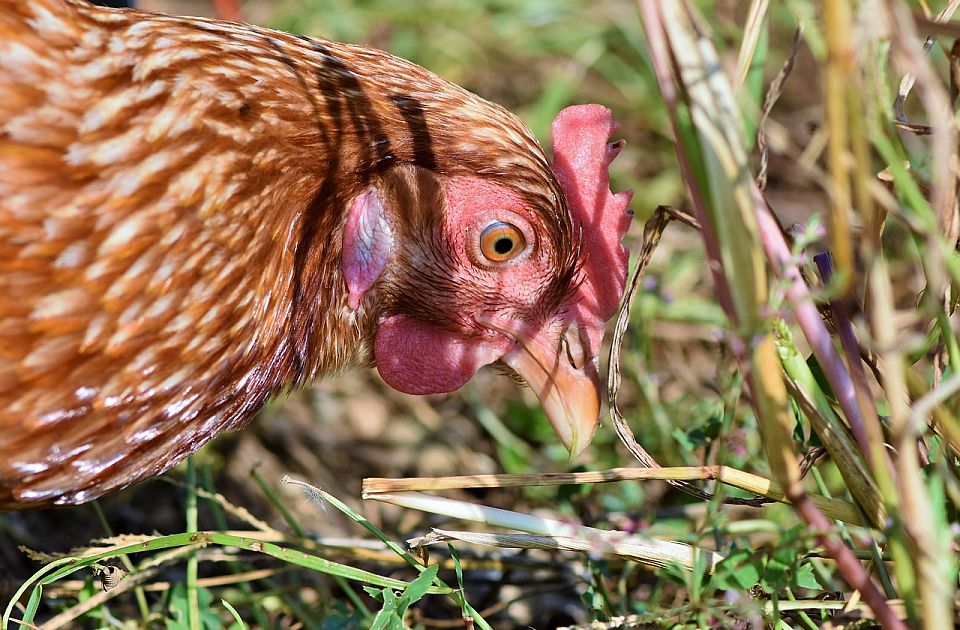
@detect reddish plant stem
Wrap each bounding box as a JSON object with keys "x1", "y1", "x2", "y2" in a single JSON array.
[
  {"x1": 789, "y1": 489, "x2": 905, "y2": 630},
  {"x1": 753, "y1": 154, "x2": 905, "y2": 630}
]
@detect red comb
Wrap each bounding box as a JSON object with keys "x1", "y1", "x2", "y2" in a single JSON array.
[{"x1": 550, "y1": 104, "x2": 633, "y2": 357}]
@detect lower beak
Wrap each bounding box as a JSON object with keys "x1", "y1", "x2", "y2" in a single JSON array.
[{"x1": 480, "y1": 317, "x2": 601, "y2": 458}]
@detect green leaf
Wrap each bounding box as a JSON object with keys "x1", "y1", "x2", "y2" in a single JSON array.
[
  {"x1": 22, "y1": 586, "x2": 42, "y2": 625},
  {"x1": 448, "y1": 543, "x2": 470, "y2": 620},
  {"x1": 792, "y1": 564, "x2": 821, "y2": 591},
  {"x1": 762, "y1": 558, "x2": 789, "y2": 592},
  {"x1": 363, "y1": 586, "x2": 385, "y2": 601},
  {"x1": 320, "y1": 601, "x2": 368, "y2": 630},
  {"x1": 806, "y1": 354, "x2": 837, "y2": 402},
  {"x1": 369, "y1": 587, "x2": 407, "y2": 630},
  {"x1": 711, "y1": 548, "x2": 762, "y2": 590},
  {"x1": 221, "y1": 599, "x2": 246, "y2": 630},
  {"x1": 395, "y1": 564, "x2": 439, "y2": 616}
]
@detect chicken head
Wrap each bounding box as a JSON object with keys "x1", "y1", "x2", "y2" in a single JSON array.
[{"x1": 344, "y1": 106, "x2": 632, "y2": 458}]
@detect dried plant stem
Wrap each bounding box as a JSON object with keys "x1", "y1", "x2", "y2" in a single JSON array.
[
  {"x1": 756, "y1": 28, "x2": 803, "y2": 191},
  {"x1": 752, "y1": 160, "x2": 906, "y2": 630},
  {"x1": 364, "y1": 466, "x2": 861, "y2": 525},
  {"x1": 886, "y1": 0, "x2": 958, "y2": 233},
  {"x1": 872, "y1": 2, "x2": 954, "y2": 625},
  {"x1": 822, "y1": 1, "x2": 896, "y2": 489},
  {"x1": 606, "y1": 206, "x2": 766, "y2": 506},
  {"x1": 822, "y1": 23, "x2": 915, "y2": 615},
  {"x1": 871, "y1": 259, "x2": 951, "y2": 629},
  {"x1": 823, "y1": 0, "x2": 857, "y2": 293},
  {"x1": 889, "y1": 0, "x2": 960, "y2": 397}
]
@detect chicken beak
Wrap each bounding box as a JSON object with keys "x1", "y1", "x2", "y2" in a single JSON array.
[{"x1": 479, "y1": 316, "x2": 601, "y2": 459}]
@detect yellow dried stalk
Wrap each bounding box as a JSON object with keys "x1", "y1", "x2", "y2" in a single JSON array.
[{"x1": 363, "y1": 466, "x2": 863, "y2": 526}]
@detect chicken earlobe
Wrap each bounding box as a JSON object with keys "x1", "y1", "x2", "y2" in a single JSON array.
[{"x1": 342, "y1": 188, "x2": 393, "y2": 310}]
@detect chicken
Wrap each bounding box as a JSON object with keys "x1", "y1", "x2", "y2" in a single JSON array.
[{"x1": 0, "y1": 0, "x2": 632, "y2": 509}]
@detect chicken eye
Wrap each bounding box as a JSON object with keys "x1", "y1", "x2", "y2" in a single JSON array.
[{"x1": 479, "y1": 222, "x2": 526, "y2": 262}]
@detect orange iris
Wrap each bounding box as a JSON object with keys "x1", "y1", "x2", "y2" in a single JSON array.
[{"x1": 479, "y1": 222, "x2": 525, "y2": 262}]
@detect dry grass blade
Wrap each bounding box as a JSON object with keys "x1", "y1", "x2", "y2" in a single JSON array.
[
  {"x1": 44, "y1": 567, "x2": 294, "y2": 600},
  {"x1": 19, "y1": 535, "x2": 162, "y2": 563},
  {"x1": 640, "y1": 2, "x2": 904, "y2": 626},
  {"x1": 606, "y1": 209, "x2": 700, "y2": 472},
  {"x1": 871, "y1": 3, "x2": 959, "y2": 626},
  {"x1": 422, "y1": 528, "x2": 723, "y2": 572},
  {"x1": 366, "y1": 491, "x2": 722, "y2": 572},
  {"x1": 912, "y1": 7, "x2": 960, "y2": 37},
  {"x1": 654, "y1": 0, "x2": 803, "y2": 525},
  {"x1": 734, "y1": 0, "x2": 770, "y2": 90},
  {"x1": 893, "y1": 0, "x2": 960, "y2": 135},
  {"x1": 604, "y1": 206, "x2": 682, "y2": 473},
  {"x1": 363, "y1": 467, "x2": 863, "y2": 525},
  {"x1": 885, "y1": 0, "x2": 958, "y2": 235}
]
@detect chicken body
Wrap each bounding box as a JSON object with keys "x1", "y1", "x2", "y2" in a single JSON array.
[{"x1": 0, "y1": 0, "x2": 631, "y2": 508}]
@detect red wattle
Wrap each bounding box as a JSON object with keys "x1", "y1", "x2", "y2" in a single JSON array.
[{"x1": 374, "y1": 315, "x2": 513, "y2": 395}]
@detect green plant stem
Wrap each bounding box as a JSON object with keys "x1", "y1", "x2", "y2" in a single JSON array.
[
  {"x1": 186, "y1": 458, "x2": 200, "y2": 630},
  {"x1": 90, "y1": 502, "x2": 151, "y2": 624}
]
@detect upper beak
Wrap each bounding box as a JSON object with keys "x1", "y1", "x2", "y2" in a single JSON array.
[{"x1": 478, "y1": 316, "x2": 601, "y2": 459}]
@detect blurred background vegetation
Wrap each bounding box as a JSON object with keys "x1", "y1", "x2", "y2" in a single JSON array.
[{"x1": 4, "y1": 0, "x2": 959, "y2": 628}]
